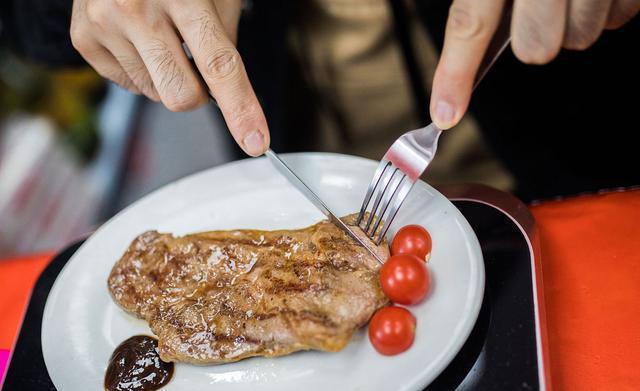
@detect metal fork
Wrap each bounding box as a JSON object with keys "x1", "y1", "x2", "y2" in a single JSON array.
[{"x1": 356, "y1": 7, "x2": 513, "y2": 244}]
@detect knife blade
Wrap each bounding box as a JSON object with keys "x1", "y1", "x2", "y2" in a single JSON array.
[
  {"x1": 264, "y1": 149, "x2": 383, "y2": 263},
  {"x1": 182, "y1": 52, "x2": 384, "y2": 263}
]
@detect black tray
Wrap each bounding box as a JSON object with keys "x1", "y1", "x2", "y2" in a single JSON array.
[{"x1": 2, "y1": 185, "x2": 550, "y2": 390}]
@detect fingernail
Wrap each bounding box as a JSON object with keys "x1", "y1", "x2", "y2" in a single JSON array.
[
  {"x1": 243, "y1": 130, "x2": 265, "y2": 156},
  {"x1": 435, "y1": 100, "x2": 455, "y2": 126}
]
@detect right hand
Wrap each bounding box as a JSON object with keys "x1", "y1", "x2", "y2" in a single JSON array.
[{"x1": 70, "y1": 0, "x2": 270, "y2": 156}]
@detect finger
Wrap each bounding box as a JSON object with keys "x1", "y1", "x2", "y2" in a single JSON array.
[
  {"x1": 127, "y1": 19, "x2": 209, "y2": 112},
  {"x1": 213, "y1": 0, "x2": 242, "y2": 44},
  {"x1": 107, "y1": 39, "x2": 161, "y2": 102},
  {"x1": 75, "y1": 2, "x2": 159, "y2": 101},
  {"x1": 512, "y1": 0, "x2": 566, "y2": 64},
  {"x1": 71, "y1": 35, "x2": 141, "y2": 94},
  {"x1": 170, "y1": 2, "x2": 270, "y2": 156},
  {"x1": 564, "y1": 0, "x2": 613, "y2": 50},
  {"x1": 430, "y1": 0, "x2": 506, "y2": 130},
  {"x1": 606, "y1": 0, "x2": 640, "y2": 29}
]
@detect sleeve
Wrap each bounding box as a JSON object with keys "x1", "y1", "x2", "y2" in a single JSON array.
[{"x1": 0, "y1": 0, "x2": 86, "y2": 67}]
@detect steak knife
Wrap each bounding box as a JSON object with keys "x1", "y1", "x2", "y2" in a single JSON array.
[
  {"x1": 184, "y1": 49, "x2": 383, "y2": 263},
  {"x1": 264, "y1": 149, "x2": 384, "y2": 263}
]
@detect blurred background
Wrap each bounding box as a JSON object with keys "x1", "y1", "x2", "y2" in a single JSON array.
[
  {"x1": 0, "y1": 52, "x2": 238, "y2": 256},
  {"x1": 1, "y1": 0, "x2": 637, "y2": 257}
]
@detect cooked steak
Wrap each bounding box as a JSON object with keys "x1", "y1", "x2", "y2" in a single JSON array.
[{"x1": 108, "y1": 215, "x2": 389, "y2": 364}]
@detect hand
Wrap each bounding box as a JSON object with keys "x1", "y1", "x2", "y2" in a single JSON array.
[
  {"x1": 70, "y1": 0, "x2": 270, "y2": 156},
  {"x1": 430, "y1": 0, "x2": 640, "y2": 130}
]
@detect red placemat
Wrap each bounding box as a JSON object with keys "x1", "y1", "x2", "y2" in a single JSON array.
[
  {"x1": 0, "y1": 253, "x2": 52, "y2": 351},
  {"x1": 532, "y1": 189, "x2": 640, "y2": 390}
]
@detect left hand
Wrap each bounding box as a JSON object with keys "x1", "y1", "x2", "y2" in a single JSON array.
[{"x1": 429, "y1": 0, "x2": 640, "y2": 130}]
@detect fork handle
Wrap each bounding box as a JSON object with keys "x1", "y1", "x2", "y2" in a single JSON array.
[
  {"x1": 392, "y1": 5, "x2": 513, "y2": 173},
  {"x1": 472, "y1": 4, "x2": 512, "y2": 90}
]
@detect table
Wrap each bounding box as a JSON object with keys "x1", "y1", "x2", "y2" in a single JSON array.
[{"x1": 1, "y1": 189, "x2": 639, "y2": 389}]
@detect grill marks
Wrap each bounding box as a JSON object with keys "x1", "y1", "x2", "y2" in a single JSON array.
[
  {"x1": 108, "y1": 215, "x2": 389, "y2": 364},
  {"x1": 267, "y1": 280, "x2": 328, "y2": 294}
]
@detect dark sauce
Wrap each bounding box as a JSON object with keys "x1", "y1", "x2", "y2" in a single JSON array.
[{"x1": 105, "y1": 335, "x2": 174, "y2": 391}]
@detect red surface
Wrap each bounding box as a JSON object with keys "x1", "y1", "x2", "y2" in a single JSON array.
[
  {"x1": 0, "y1": 253, "x2": 52, "y2": 350},
  {"x1": 532, "y1": 189, "x2": 640, "y2": 390},
  {"x1": 1, "y1": 190, "x2": 639, "y2": 389}
]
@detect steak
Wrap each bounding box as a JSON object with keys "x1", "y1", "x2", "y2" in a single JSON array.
[{"x1": 108, "y1": 215, "x2": 389, "y2": 364}]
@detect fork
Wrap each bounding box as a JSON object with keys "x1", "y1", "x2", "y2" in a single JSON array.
[{"x1": 356, "y1": 7, "x2": 513, "y2": 245}]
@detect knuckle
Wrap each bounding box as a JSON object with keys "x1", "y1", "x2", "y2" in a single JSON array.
[
  {"x1": 564, "y1": 38, "x2": 591, "y2": 51},
  {"x1": 513, "y1": 35, "x2": 557, "y2": 65},
  {"x1": 85, "y1": 1, "x2": 106, "y2": 25},
  {"x1": 112, "y1": 0, "x2": 144, "y2": 15},
  {"x1": 531, "y1": 48, "x2": 556, "y2": 65},
  {"x1": 227, "y1": 101, "x2": 260, "y2": 128},
  {"x1": 204, "y1": 47, "x2": 240, "y2": 81},
  {"x1": 513, "y1": 43, "x2": 555, "y2": 65},
  {"x1": 109, "y1": 73, "x2": 137, "y2": 93},
  {"x1": 163, "y1": 89, "x2": 205, "y2": 112},
  {"x1": 120, "y1": 59, "x2": 156, "y2": 96},
  {"x1": 564, "y1": 28, "x2": 598, "y2": 51},
  {"x1": 120, "y1": 80, "x2": 140, "y2": 94},
  {"x1": 70, "y1": 25, "x2": 90, "y2": 53},
  {"x1": 447, "y1": 4, "x2": 485, "y2": 40},
  {"x1": 135, "y1": 75, "x2": 157, "y2": 97},
  {"x1": 145, "y1": 16, "x2": 164, "y2": 34},
  {"x1": 564, "y1": 9, "x2": 603, "y2": 51},
  {"x1": 69, "y1": 19, "x2": 82, "y2": 39},
  {"x1": 145, "y1": 88, "x2": 160, "y2": 101}
]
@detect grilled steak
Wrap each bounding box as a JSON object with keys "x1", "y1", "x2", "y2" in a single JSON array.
[{"x1": 108, "y1": 215, "x2": 389, "y2": 364}]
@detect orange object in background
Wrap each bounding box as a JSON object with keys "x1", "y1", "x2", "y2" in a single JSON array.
[
  {"x1": 532, "y1": 189, "x2": 640, "y2": 391},
  {"x1": 0, "y1": 253, "x2": 52, "y2": 350}
]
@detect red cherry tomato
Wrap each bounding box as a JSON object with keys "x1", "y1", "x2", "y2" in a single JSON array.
[
  {"x1": 368, "y1": 306, "x2": 416, "y2": 355},
  {"x1": 380, "y1": 254, "x2": 430, "y2": 305},
  {"x1": 391, "y1": 225, "x2": 432, "y2": 262}
]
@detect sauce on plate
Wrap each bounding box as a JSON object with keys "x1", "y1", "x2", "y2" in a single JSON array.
[{"x1": 105, "y1": 335, "x2": 173, "y2": 391}]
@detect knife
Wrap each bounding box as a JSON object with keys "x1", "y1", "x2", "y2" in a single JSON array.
[
  {"x1": 264, "y1": 149, "x2": 384, "y2": 263},
  {"x1": 183, "y1": 49, "x2": 383, "y2": 263}
]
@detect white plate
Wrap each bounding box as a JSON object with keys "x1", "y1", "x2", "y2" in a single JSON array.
[{"x1": 42, "y1": 153, "x2": 484, "y2": 391}]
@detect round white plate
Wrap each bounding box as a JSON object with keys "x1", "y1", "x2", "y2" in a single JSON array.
[{"x1": 42, "y1": 153, "x2": 484, "y2": 391}]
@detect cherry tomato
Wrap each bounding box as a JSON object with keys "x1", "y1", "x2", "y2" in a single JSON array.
[
  {"x1": 380, "y1": 254, "x2": 430, "y2": 305},
  {"x1": 391, "y1": 225, "x2": 432, "y2": 262},
  {"x1": 368, "y1": 306, "x2": 416, "y2": 355}
]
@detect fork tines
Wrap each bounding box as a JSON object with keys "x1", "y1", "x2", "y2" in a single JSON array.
[{"x1": 356, "y1": 160, "x2": 415, "y2": 245}]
